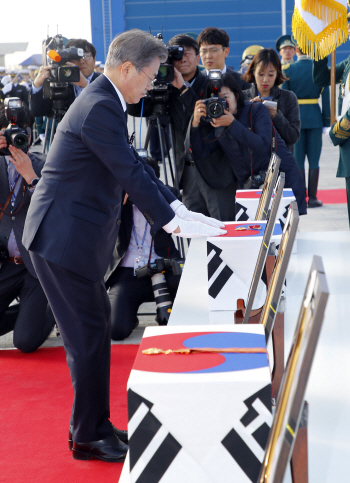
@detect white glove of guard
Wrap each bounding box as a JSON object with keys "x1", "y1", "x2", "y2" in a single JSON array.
[
  {"x1": 174, "y1": 203, "x2": 225, "y2": 229},
  {"x1": 322, "y1": 127, "x2": 330, "y2": 136},
  {"x1": 2, "y1": 82, "x2": 13, "y2": 95},
  {"x1": 166, "y1": 214, "x2": 226, "y2": 238}
]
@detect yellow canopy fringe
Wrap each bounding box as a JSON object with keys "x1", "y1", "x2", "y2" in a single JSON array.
[
  {"x1": 292, "y1": 6, "x2": 348, "y2": 60},
  {"x1": 301, "y1": 0, "x2": 347, "y2": 23}
]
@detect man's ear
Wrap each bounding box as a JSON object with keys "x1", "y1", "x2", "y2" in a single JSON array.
[
  {"x1": 121, "y1": 61, "x2": 134, "y2": 77},
  {"x1": 196, "y1": 54, "x2": 200, "y2": 66},
  {"x1": 223, "y1": 47, "x2": 230, "y2": 59}
]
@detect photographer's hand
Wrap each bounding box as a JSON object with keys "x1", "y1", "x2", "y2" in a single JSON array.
[
  {"x1": 171, "y1": 67, "x2": 185, "y2": 90},
  {"x1": 192, "y1": 100, "x2": 207, "y2": 128},
  {"x1": 8, "y1": 146, "x2": 37, "y2": 185},
  {"x1": 266, "y1": 104, "x2": 277, "y2": 119},
  {"x1": 33, "y1": 66, "x2": 51, "y2": 88},
  {"x1": 210, "y1": 110, "x2": 234, "y2": 128},
  {"x1": 0, "y1": 132, "x2": 7, "y2": 150}
]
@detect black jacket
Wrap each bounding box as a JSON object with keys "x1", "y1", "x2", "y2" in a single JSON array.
[
  {"x1": 190, "y1": 101, "x2": 307, "y2": 214},
  {"x1": 29, "y1": 71, "x2": 101, "y2": 117}
]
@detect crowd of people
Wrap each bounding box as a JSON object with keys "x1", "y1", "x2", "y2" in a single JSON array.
[{"x1": 0, "y1": 23, "x2": 349, "y2": 463}]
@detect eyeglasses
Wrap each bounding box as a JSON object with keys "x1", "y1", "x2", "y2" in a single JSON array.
[
  {"x1": 199, "y1": 47, "x2": 225, "y2": 56},
  {"x1": 81, "y1": 53, "x2": 93, "y2": 60},
  {"x1": 137, "y1": 66, "x2": 155, "y2": 85}
]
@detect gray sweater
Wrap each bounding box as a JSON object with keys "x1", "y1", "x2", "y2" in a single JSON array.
[{"x1": 243, "y1": 85, "x2": 300, "y2": 154}]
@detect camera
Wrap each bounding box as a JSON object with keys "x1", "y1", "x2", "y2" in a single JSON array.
[
  {"x1": 0, "y1": 98, "x2": 29, "y2": 156},
  {"x1": 201, "y1": 70, "x2": 228, "y2": 121},
  {"x1": 136, "y1": 258, "x2": 184, "y2": 324},
  {"x1": 243, "y1": 170, "x2": 267, "y2": 189},
  {"x1": 42, "y1": 34, "x2": 83, "y2": 100},
  {"x1": 202, "y1": 97, "x2": 228, "y2": 119},
  {"x1": 152, "y1": 33, "x2": 184, "y2": 88}
]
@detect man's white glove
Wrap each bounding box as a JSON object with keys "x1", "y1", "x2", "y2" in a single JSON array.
[
  {"x1": 322, "y1": 127, "x2": 330, "y2": 135},
  {"x1": 163, "y1": 214, "x2": 226, "y2": 238},
  {"x1": 170, "y1": 201, "x2": 225, "y2": 228},
  {"x1": 2, "y1": 82, "x2": 13, "y2": 95}
]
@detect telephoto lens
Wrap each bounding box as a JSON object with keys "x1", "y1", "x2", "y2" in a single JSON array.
[{"x1": 151, "y1": 272, "x2": 172, "y2": 325}]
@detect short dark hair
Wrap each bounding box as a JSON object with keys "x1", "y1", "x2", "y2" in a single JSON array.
[
  {"x1": 16, "y1": 105, "x2": 35, "y2": 130},
  {"x1": 167, "y1": 34, "x2": 199, "y2": 55},
  {"x1": 66, "y1": 39, "x2": 96, "y2": 59},
  {"x1": 221, "y1": 73, "x2": 245, "y2": 110},
  {"x1": 243, "y1": 48, "x2": 287, "y2": 85},
  {"x1": 197, "y1": 27, "x2": 229, "y2": 48}
]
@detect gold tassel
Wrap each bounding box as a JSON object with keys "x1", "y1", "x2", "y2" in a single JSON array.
[
  {"x1": 292, "y1": 5, "x2": 348, "y2": 60},
  {"x1": 301, "y1": 0, "x2": 347, "y2": 23}
]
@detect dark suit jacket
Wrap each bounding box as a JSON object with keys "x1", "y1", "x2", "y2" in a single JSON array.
[
  {"x1": 0, "y1": 153, "x2": 45, "y2": 278},
  {"x1": 29, "y1": 71, "x2": 100, "y2": 117},
  {"x1": 22, "y1": 74, "x2": 176, "y2": 282},
  {"x1": 104, "y1": 200, "x2": 180, "y2": 286}
]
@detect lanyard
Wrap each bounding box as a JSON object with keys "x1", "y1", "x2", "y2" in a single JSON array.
[
  {"x1": 7, "y1": 167, "x2": 20, "y2": 205},
  {"x1": 132, "y1": 219, "x2": 148, "y2": 259}
]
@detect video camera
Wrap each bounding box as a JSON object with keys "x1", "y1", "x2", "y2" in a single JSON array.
[
  {"x1": 136, "y1": 257, "x2": 184, "y2": 324},
  {"x1": 201, "y1": 70, "x2": 228, "y2": 122},
  {"x1": 42, "y1": 34, "x2": 83, "y2": 100},
  {"x1": 0, "y1": 98, "x2": 29, "y2": 156},
  {"x1": 152, "y1": 33, "x2": 184, "y2": 88}
]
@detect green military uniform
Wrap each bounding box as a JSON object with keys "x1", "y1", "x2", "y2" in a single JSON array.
[
  {"x1": 276, "y1": 35, "x2": 296, "y2": 67},
  {"x1": 282, "y1": 56, "x2": 330, "y2": 207},
  {"x1": 313, "y1": 55, "x2": 350, "y2": 223}
]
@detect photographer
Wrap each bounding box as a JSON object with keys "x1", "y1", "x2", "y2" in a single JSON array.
[
  {"x1": 0, "y1": 103, "x2": 55, "y2": 352},
  {"x1": 105, "y1": 157, "x2": 181, "y2": 341},
  {"x1": 190, "y1": 74, "x2": 307, "y2": 215},
  {"x1": 1, "y1": 71, "x2": 29, "y2": 106},
  {"x1": 30, "y1": 38, "x2": 100, "y2": 117}
]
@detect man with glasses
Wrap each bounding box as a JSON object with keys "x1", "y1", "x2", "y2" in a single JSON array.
[
  {"x1": 29, "y1": 38, "x2": 100, "y2": 117},
  {"x1": 197, "y1": 27, "x2": 251, "y2": 90},
  {"x1": 23, "y1": 29, "x2": 224, "y2": 463}
]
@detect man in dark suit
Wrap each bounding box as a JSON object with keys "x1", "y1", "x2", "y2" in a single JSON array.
[
  {"x1": 105, "y1": 157, "x2": 181, "y2": 341},
  {"x1": 0, "y1": 106, "x2": 55, "y2": 351},
  {"x1": 22, "y1": 29, "x2": 225, "y2": 463},
  {"x1": 29, "y1": 38, "x2": 100, "y2": 117}
]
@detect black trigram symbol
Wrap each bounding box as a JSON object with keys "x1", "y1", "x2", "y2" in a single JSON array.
[
  {"x1": 235, "y1": 202, "x2": 250, "y2": 221},
  {"x1": 207, "y1": 242, "x2": 233, "y2": 299},
  {"x1": 222, "y1": 384, "x2": 272, "y2": 482},
  {"x1": 128, "y1": 389, "x2": 182, "y2": 483}
]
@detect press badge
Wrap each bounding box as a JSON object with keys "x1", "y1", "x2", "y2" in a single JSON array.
[{"x1": 134, "y1": 258, "x2": 146, "y2": 275}]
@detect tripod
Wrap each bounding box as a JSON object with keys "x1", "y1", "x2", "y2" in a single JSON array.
[{"x1": 143, "y1": 99, "x2": 185, "y2": 259}]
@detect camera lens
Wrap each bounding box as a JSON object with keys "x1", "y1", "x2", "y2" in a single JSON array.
[
  {"x1": 12, "y1": 133, "x2": 28, "y2": 150},
  {"x1": 208, "y1": 101, "x2": 224, "y2": 118}
]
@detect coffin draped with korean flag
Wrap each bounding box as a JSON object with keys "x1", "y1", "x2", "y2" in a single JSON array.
[
  {"x1": 207, "y1": 221, "x2": 283, "y2": 311},
  {"x1": 127, "y1": 325, "x2": 273, "y2": 483}
]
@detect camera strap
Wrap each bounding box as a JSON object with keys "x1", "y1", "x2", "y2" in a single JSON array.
[{"x1": 0, "y1": 176, "x2": 21, "y2": 223}]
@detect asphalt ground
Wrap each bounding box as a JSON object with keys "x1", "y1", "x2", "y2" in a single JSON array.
[{"x1": 0, "y1": 124, "x2": 348, "y2": 350}]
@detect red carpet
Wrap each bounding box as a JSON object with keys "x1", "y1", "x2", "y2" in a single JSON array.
[
  {"x1": 0, "y1": 344, "x2": 139, "y2": 482},
  {"x1": 315, "y1": 189, "x2": 347, "y2": 204}
]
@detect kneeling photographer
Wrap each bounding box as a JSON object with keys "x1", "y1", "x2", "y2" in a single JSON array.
[
  {"x1": 105, "y1": 158, "x2": 183, "y2": 341},
  {"x1": 0, "y1": 100, "x2": 55, "y2": 351},
  {"x1": 189, "y1": 72, "x2": 307, "y2": 215}
]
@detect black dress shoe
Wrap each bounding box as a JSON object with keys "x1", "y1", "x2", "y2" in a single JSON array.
[
  {"x1": 68, "y1": 424, "x2": 128, "y2": 450},
  {"x1": 72, "y1": 434, "x2": 128, "y2": 462}
]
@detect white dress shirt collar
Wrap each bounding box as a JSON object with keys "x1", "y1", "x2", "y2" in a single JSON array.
[{"x1": 103, "y1": 73, "x2": 127, "y2": 112}]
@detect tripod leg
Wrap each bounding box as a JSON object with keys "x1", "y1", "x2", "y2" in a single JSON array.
[
  {"x1": 144, "y1": 120, "x2": 153, "y2": 151},
  {"x1": 157, "y1": 119, "x2": 168, "y2": 185},
  {"x1": 162, "y1": 125, "x2": 175, "y2": 185},
  {"x1": 49, "y1": 115, "x2": 56, "y2": 148},
  {"x1": 42, "y1": 117, "x2": 51, "y2": 154}
]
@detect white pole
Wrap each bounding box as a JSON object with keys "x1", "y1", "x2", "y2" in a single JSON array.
[{"x1": 281, "y1": 0, "x2": 287, "y2": 34}]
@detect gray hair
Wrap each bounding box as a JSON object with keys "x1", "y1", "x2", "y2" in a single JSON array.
[{"x1": 105, "y1": 29, "x2": 168, "y2": 71}]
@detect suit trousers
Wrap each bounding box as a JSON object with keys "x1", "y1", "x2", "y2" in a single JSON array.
[
  {"x1": 294, "y1": 128, "x2": 322, "y2": 170},
  {"x1": 0, "y1": 262, "x2": 55, "y2": 352},
  {"x1": 108, "y1": 266, "x2": 180, "y2": 341},
  {"x1": 30, "y1": 252, "x2": 113, "y2": 443},
  {"x1": 182, "y1": 165, "x2": 237, "y2": 221}
]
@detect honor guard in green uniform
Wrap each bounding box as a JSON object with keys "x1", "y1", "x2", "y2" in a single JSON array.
[
  {"x1": 282, "y1": 46, "x2": 330, "y2": 207},
  {"x1": 276, "y1": 35, "x2": 296, "y2": 67},
  {"x1": 313, "y1": 11, "x2": 350, "y2": 224}
]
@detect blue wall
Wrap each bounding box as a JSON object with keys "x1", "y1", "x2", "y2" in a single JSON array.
[{"x1": 90, "y1": 0, "x2": 350, "y2": 65}]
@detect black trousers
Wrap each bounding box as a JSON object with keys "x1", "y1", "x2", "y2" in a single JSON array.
[
  {"x1": 108, "y1": 266, "x2": 180, "y2": 341},
  {"x1": 30, "y1": 252, "x2": 113, "y2": 443},
  {"x1": 0, "y1": 262, "x2": 55, "y2": 352}
]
